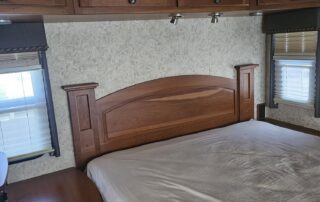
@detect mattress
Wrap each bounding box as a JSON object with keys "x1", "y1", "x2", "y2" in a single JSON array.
[{"x1": 87, "y1": 120, "x2": 320, "y2": 202}]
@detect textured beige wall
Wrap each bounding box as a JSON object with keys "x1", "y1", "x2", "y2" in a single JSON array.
[
  {"x1": 8, "y1": 16, "x2": 265, "y2": 183},
  {"x1": 266, "y1": 105, "x2": 320, "y2": 131}
]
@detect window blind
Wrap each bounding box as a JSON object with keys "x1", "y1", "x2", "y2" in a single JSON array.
[
  {"x1": 274, "y1": 31, "x2": 318, "y2": 58},
  {"x1": 0, "y1": 52, "x2": 53, "y2": 161},
  {"x1": 0, "y1": 52, "x2": 40, "y2": 73},
  {"x1": 273, "y1": 31, "x2": 318, "y2": 107},
  {"x1": 274, "y1": 60, "x2": 316, "y2": 106}
]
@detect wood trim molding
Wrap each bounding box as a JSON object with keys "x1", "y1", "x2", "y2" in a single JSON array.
[
  {"x1": 0, "y1": 0, "x2": 74, "y2": 15},
  {"x1": 63, "y1": 83, "x2": 99, "y2": 92},
  {"x1": 252, "y1": 1, "x2": 320, "y2": 12},
  {"x1": 63, "y1": 64, "x2": 257, "y2": 168}
]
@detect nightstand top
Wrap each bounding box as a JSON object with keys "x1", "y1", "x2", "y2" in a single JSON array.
[{"x1": 7, "y1": 168, "x2": 102, "y2": 202}]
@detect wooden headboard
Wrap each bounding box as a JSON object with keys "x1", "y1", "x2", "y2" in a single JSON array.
[{"x1": 63, "y1": 64, "x2": 257, "y2": 168}]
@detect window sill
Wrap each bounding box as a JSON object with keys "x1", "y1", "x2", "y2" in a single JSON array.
[
  {"x1": 8, "y1": 148, "x2": 54, "y2": 164},
  {"x1": 0, "y1": 102, "x2": 46, "y2": 114},
  {"x1": 274, "y1": 98, "x2": 314, "y2": 110}
]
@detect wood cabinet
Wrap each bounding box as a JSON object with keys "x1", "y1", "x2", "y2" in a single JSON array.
[
  {"x1": 79, "y1": 0, "x2": 176, "y2": 7},
  {"x1": 75, "y1": 0, "x2": 177, "y2": 14},
  {"x1": 0, "y1": 0, "x2": 74, "y2": 14},
  {"x1": 75, "y1": 0, "x2": 251, "y2": 14},
  {"x1": 0, "y1": 0, "x2": 65, "y2": 6},
  {"x1": 179, "y1": 0, "x2": 249, "y2": 8},
  {"x1": 0, "y1": 0, "x2": 319, "y2": 20},
  {"x1": 252, "y1": 0, "x2": 320, "y2": 10}
]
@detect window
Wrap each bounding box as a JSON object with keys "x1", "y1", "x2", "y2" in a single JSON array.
[
  {"x1": 274, "y1": 60, "x2": 316, "y2": 107},
  {"x1": 0, "y1": 52, "x2": 59, "y2": 162},
  {"x1": 272, "y1": 31, "x2": 318, "y2": 108}
]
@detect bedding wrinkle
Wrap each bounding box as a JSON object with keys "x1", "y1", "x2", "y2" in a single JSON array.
[{"x1": 87, "y1": 121, "x2": 320, "y2": 202}]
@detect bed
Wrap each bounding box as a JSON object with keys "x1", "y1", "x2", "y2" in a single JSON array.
[
  {"x1": 87, "y1": 120, "x2": 320, "y2": 202},
  {"x1": 62, "y1": 64, "x2": 320, "y2": 202}
]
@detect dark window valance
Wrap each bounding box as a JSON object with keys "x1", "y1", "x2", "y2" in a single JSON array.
[
  {"x1": 263, "y1": 8, "x2": 320, "y2": 34},
  {"x1": 0, "y1": 22, "x2": 48, "y2": 54}
]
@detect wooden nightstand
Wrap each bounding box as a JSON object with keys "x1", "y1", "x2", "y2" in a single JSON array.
[{"x1": 7, "y1": 168, "x2": 102, "y2": 202}]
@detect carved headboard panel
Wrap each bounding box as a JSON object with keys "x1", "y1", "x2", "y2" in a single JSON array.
[{"x1": 63, "y1": 64, "x2": 257, "y2": 168}]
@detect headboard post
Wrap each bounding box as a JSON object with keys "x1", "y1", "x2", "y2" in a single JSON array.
[
  {"x1": 235, "y1": 64, "x2": 258, "y2": 121},
  {"x1": 62, "y1": 83, "x2": 100, "y2": 169}
]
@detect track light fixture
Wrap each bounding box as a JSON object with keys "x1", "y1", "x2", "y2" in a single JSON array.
[
  {"x1": 210, "y1": 13, "x2": 222, "y2": 24},
  {"x1": 169, "y1": 13, "x2": 183, "y2": 25}
]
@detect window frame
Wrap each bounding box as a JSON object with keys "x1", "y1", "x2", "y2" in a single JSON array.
[
  {"x1": 38, "y1": 51, "x2": 60, "y2": 158},
  {"x1": 0, "y1": 70, "x2": 45, "y2": 111},
  {"x1": 267, "y1": 32, "x2": 320, "y2": 118},
  {"x1": 266, "y1": 34, "x2": 278, "y2": 109},
  {"x1": 0, "y1": 51, "x2": 60, "y2": 164},
  {"x1": 315, "y1": 32, "x2": 320, "y2": 118},
  {"x1": 273, "y1": 59, "x2": 316, "y2": 108}
]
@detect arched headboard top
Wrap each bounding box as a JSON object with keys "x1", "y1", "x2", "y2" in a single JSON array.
[
  {"x1": 96, "y1": 75, "x2": 237, "y2": 110},
  {"x1": 63, "y1": 64, "x2": 257, "y2": 168}
]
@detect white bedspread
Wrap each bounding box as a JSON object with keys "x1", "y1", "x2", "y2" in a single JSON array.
[{"x1": 87, "y1": 120, "x2": 320, "y2": 202}]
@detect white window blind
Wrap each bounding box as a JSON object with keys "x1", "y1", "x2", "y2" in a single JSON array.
[
  {"x1": 273, "y1": 31, "x2": 318, "y2": 107},
  {"x1": 0, "y1": 52, "x2": 53, "y2": 162},
  {"x1": 274, "y1": 31, "x2": 318, "y2": 58}
]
